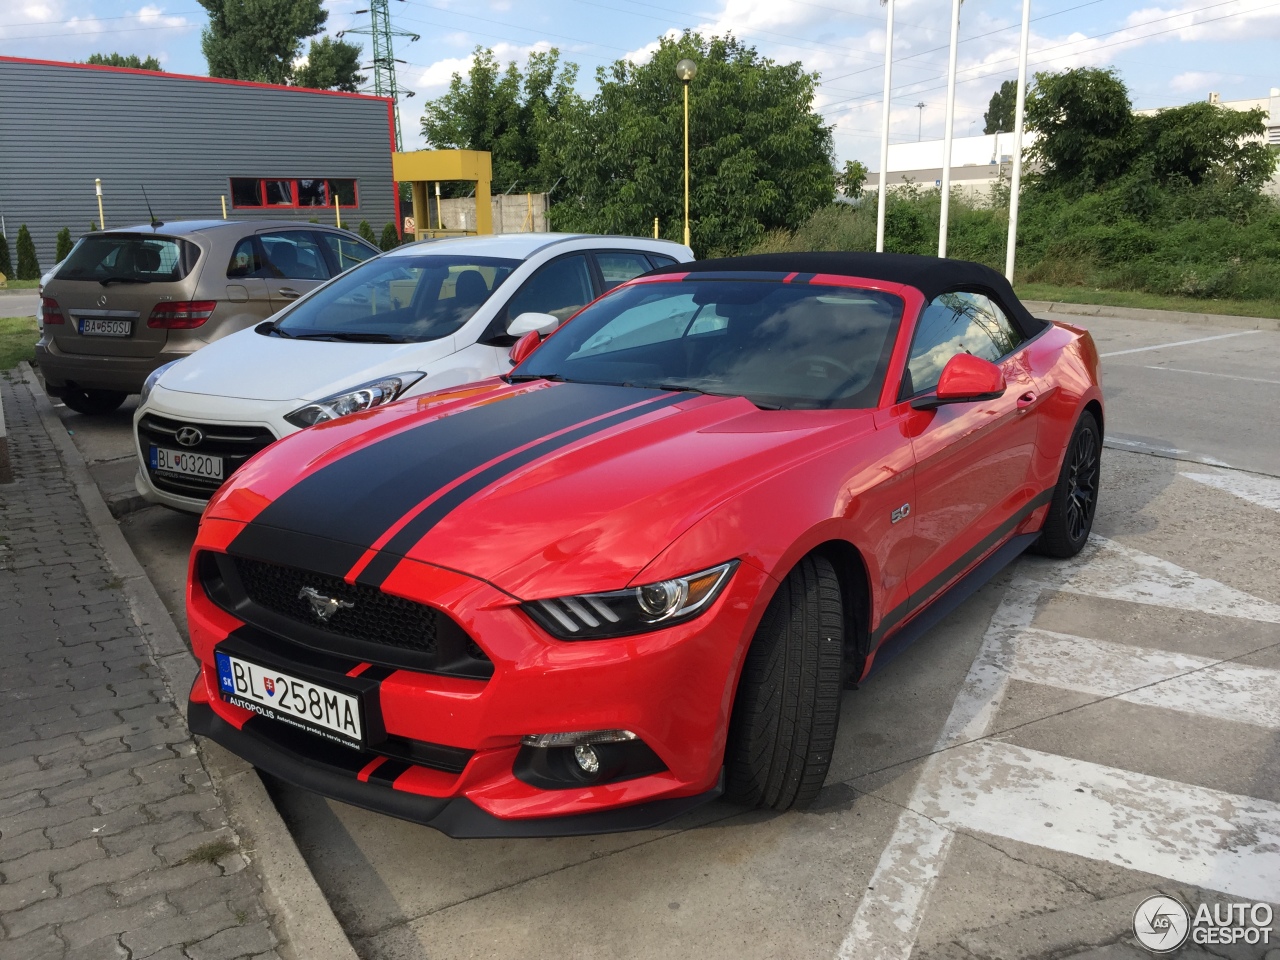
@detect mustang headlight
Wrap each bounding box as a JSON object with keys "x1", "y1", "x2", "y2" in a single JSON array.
[
  {"x1": 523, "y1": 561, "x2": 738, "y2": 640},
  {"x1": 140, "y1": 360, "x2": 181, "y2": 405},
  {"x1": 285, "y1": 373, "x2": 424, "y2": 428}
]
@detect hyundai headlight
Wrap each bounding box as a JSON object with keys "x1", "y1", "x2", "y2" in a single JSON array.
[
  {"x1": 140, "y1": 360, "x2": 181, "y2": 405},
  {"x1": 285, "y1": 373, "x2": 424, "y2": 428},
  {"x1": 523, "y1": 561, "x2": 738, "y2": 640}
]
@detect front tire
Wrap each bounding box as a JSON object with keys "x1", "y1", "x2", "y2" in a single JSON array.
[
  {"x1": 725, "y1": 555, "x2": 843, "y2": 811},
  {"x1": 1034, "y1": 410, "x2": 1101, "y2": 558},
  {"x1": 61, "y1": 386, "x2": 127, "y2": 415}
]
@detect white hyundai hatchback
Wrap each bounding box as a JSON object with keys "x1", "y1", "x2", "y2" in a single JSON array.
[{"x1": 133, "y1": 233, "x2": 692, "y2": 512}]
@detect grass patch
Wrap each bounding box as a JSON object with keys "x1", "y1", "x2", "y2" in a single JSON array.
[
  {"x1": 0, "y1": 316, "x2": 38, "y2": 371},
  {"x1": 180, "y1": 838, "x2": 237, "y2": 866},
  {"x1": 0, "y1": 279, "x2": 39, "y2": 290},
  {"x1": 1014, "y1": 283, "x2": 1280, "y2": 320}
]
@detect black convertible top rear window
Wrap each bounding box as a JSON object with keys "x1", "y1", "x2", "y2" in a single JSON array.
[{"x1": 514, "y1": 278, "x2": 903, "y2": 410}]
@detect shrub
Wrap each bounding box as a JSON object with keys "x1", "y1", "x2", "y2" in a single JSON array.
[
  {"x1": 379, "y1": 223, "x2": 400, "y2": 251},
  {"x1": 56, "y1": 227, "x2": 74, "y2": 263},
  {"x1": 0, "y1": 231, "x2": 11, "y2": 279},
  {"x1": 357, "y1": 220, "x2": 378, "y2": 245},
  {"x1": 15, "y1": 225, "x2": 40, "y2": 280}
]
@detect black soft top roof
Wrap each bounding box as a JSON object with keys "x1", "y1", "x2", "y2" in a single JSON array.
[{"x1": 650, "y1": 251, "x2": 1046, "y2": 337}]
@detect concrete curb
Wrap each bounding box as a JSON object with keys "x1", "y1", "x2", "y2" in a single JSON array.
[
  {"x1": 1022, "y1": 299, "x2": 1280, "y2": 331},
  {"x1": 0, "y1": 374, "x2": 11, "y2": 483},
  {"x1": 18, "y1": 361, "x2": 360, "y2": 960}
]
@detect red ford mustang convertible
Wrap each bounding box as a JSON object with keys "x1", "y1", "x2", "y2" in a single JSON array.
[{"x1": 187, "y1": 252, "x2": 1103, "y2": 837}]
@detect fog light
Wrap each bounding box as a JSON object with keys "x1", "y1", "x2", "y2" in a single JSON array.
[{"x1": 573, "y1": 745, "x2": 600, "y2": 774}]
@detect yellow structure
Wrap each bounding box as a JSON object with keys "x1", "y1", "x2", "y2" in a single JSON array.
[{"x1": 391, "y1": 149, "x2": 493, "y2": 240}]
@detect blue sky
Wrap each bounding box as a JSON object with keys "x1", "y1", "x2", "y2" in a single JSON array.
[{"x1": 3, "y1": 0, "x2": 1278, "y2": 166}]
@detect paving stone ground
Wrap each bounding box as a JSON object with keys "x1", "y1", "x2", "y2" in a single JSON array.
[{"x1": 0, "y1": 373, "x2": 281, "y2": 960}]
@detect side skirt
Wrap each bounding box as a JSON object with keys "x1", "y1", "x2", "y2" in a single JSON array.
[{"x1": 860, "y1": 531, "x2": 1040, "y2": 682}]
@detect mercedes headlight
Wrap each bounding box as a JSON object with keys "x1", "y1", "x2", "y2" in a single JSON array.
[
  {"x1": 140, "y1": 360, "x2": 181, "y2": 405},
  {"x1": 285, "y1": 373, "x2": 424, "y2": 428},
  {"x1": 523, "y1": 561, "x2": 738, "y2": 640}
]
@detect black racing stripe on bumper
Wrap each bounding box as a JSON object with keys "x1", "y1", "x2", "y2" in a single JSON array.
[
  {"x1": 871, "y1": 487, "x2": 1053, "y2": 646},
  {"x1": 229, "y1": 383, "x2": 663, "y2": 570},
  {"x1": 189, "y1": 701, "x2": 724, "y2": 838},
  {"x1": 367, "y1": 759, "x2": 412, "y2": 786},
  {"x1": 356, "y1": 390, "x2": 689, "y2": 587}
]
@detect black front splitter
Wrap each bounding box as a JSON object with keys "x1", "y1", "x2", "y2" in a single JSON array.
[{"x1": 188, "y1": 701, "x2": 723, "y2": 839}]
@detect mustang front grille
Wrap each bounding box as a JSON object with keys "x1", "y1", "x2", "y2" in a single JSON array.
[{"x1": 198, "y1": 552, "x2": 492, "y2": 679}]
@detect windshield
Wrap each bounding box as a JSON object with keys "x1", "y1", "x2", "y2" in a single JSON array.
[
  {"x1": 514, "y1": 279, "x2": 904, "y2": 409},
  {"x1": 272, "y1": 254, "x2": 520, "y2": 343},
  {"x1": 58, "y1": 234, "x2": 200, "y2": 283}
]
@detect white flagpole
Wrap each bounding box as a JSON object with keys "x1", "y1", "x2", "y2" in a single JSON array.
[
  {"x1": 937, "y1": 0, "x2": 962, "y2": 258},
  {"x1": 875, "y1": 0, "x2": 895, "y2": 253},
  {"x1": 1005, "y1": 0, "x2": 1032, "y2": 282}
]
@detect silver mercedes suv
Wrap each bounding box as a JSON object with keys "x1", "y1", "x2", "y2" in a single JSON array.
[{"x1": 36, "y1": 220, "x2": 380, "y2": 414}]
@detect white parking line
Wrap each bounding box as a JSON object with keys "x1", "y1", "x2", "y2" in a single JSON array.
[
  {"x1": 1010, "y1": 629, "x2": 1280, "y2": 730},
  {"x1": 836, "y1": 538, "x2": 1280, "y2": 960},
  {"x1": 1100, "y1": 330, "x2": 1261, "y2": 358},
  {"x1": 1182, "y1": 471, "x2": 1280, "y2": 513},
  {"x1": 1145, "y1": 365, "x2": 1280, "y2": 386},
  {"x1": 925, "y1": 740, "x2": 1280, "y2": 904}
]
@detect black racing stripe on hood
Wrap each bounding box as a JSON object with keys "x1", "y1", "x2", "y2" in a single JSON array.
[
  {"x1": 354, "y1": 391, "x2": 690, "y2": 587},
  {"x1": 228, "y1": 383, "x2": 662, "y2": 572}
]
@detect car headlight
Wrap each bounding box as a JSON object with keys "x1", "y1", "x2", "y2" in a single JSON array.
[
  {"x1": 140, "y1": 360, "x2": 181, "y2": 405},
  {"x1": 523, "y1": 561, "x2": 738, "y2": 640},
  {"x1": 284, "y1": 373, "x2": 424, "y2": 428}
]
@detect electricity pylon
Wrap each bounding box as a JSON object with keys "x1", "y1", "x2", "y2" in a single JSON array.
[{"x1": 339, "y1": 0, "x2": 419, "y2": 151}]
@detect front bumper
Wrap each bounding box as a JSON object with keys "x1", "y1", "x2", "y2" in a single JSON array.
[{"x1": 187, "y1": 520, "x2": 768, "y2": 835}]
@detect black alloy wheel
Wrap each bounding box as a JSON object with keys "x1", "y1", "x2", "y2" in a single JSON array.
[{"x1": 1034, "y1": 410, "x2": 1101, "y2": 558}]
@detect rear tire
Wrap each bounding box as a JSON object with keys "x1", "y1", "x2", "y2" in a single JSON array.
[
  {"x1": 725, "y1": 555, "x2": 843, "y2": 811},
  {"x1": 61, "y1": 387, "x2": 127, "y2": 415},
  {"x1": 1033, "y1": 410, "x2": 1101, "y2": 558}
]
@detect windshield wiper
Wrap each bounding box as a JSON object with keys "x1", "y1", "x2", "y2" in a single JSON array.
[
  {"x1": 635, "y1": 381, "x2": 782, "y2": 410},
  {"x1": 256, "y1": 320, "x2": 293, "y2": 338},
  {"x1": 506, "y1": 373, "x2": 570, "y2": 383},
  {"x1": 98, "y1": 276, "x2": 149, "y2": 286},
  {"x1": 290, "y1": 332, "x2": 411, "y2": 343}
]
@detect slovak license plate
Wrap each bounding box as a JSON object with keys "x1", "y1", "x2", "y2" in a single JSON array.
[
  {"x1": 79, "y1": 318, "x2": 132, "y2": 337},
  {"x1": 150, "y1": 446, "x2": 224, "y2": 480},
  {"x1": 214, "y1": 651, "x2": 363, "y2": 747}
]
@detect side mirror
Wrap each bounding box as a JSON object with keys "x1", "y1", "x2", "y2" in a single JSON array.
[
  {"x1": 508, "y1": 330, "x2": 542, "y2": 366},
  {"x1": 911, "y1": 354, "x2": 1006, "y2": 410},
  {"x1": 507, "y1": 311, "x2": 560, "y2": 338}
]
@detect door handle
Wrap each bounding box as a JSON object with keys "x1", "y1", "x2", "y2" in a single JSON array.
[
  {"x1": 278, "y1": 287, "x2": 301, "y2": 300},
  {"x1": 1017, "y1": 391, "x2": 1037, "y2": 408}
]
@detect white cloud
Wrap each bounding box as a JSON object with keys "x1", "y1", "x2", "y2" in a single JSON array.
[
  {"x1": 1170, "y1": 70, "x2": 1228, "y2": 93},
  {"x1": 130, "y1": 4, "x2": 191, "y2": 30},
  {"x1": 413, "y1": 40, "x2": 554, "y2": 91}
]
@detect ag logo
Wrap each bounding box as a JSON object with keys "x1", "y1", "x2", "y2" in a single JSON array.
[
  {"x1": 1134, "y1": 895, "x2": 1191, "y2": 953},
  {"x1": 175, "y1": 425, "x2": 203, "y2": 447}
]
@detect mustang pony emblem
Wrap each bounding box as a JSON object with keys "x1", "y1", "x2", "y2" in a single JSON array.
[{"x1": 298, "y1": 586, "x2": 354, "y2": 621}]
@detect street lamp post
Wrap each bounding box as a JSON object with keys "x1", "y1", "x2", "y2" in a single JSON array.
[{"x1": 676, "y1": 58, "x2": 697, "y2": 249}]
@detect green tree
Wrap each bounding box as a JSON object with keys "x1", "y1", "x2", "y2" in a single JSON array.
[
  {"x1": 837, "y1": 160, "x2": 869, "y2": 199},
  {"x1": 0, "y1": 232, "x2": 11, "y2": 280},
  {"x1": 421, "y1": 47, "x2": 581, "y2": 195},
  {"x1": 15, "y1": 225, "x2": 40, "y2": 281},
  {"x1": 1025, "y1": 68, "x2": 1138, "y2": 194},
  {"x1": 85, "y1": 52, "x2": 163, "y2": 71},
  {"x1": 1140, "y1": 101, "x2": 1276, "y2": 189},
  {"x1": 379, "y1": 223, "x2": 400, "y2": 251},
  {"x1": 198, "y1": 0, "x2": 325, "y2": 86},
  {"x1": 983, "y1": 80, "x2": 1017, "y2": 134},
  {"x1": 357, "y1": 220, "x2": 378, "y2": 245},
  {"x1": 293, "y1": 35, "x2": 365, "y2": 92},
  {"x1": 551, "y1": 32, "x2": 835, "y2": 254},
  {"x1": 56, "y1": 228, "x2": 74, "y2": 263}
]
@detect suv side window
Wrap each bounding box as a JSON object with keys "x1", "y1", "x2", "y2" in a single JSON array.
[
  {"x1": 226, "y1": 236, "x2": 269, "y2": 278},
  {"x1": 505, "y1": 254, "x2": 594, "y2": 321},
  {"x1": 905, "y1": 291, "x2": 1025, "y2": 396},
  {"x1": 647, "y1": 254, "x2": 678, "y2": 268},
  {"x1": 320, "y1": 233, "x2": 378, "y2": 274},
  {"x1": 595, "y1": 251, "x2": 653, "y2": 292},
  {"x1": 259, "y1": 231, "x2": 330, "y2": 281}
]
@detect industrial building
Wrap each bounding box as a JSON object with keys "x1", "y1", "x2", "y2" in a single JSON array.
[{"x1": 0, "y1": 56, "x2": 398, "y2": 269}]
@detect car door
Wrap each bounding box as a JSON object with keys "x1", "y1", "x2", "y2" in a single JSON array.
[
  {"x1": 901, "y1": 290, "x2": 1042, "y2": 600},
  {"x1": 258, "y1": 230, "x2": 332, "y2": 311},
  {"x1": 224, "y1": 234, "x2": 273, "y2": 322}
]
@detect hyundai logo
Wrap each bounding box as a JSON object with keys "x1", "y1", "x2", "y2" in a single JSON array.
[
  {"x1": 175, "y1": 425, "x2": 204, "y2": 447},
  {"x1": 298, "y1": 586, "x2": 354, "y2": 621}
]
